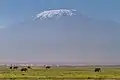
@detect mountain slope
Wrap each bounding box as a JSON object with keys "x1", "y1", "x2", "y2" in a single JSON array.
[{"x1": 0, "y1": 9, "x2": 120, "y2": 64}]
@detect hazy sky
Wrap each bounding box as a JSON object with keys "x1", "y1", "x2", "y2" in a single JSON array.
[{"x1": 0, "y1": 0, "x2": 120, "y2": 64}]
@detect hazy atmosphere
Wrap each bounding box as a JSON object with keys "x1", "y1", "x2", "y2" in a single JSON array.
[{"x1": 0, "y1": 0, "x2": 120, "y2": 65}]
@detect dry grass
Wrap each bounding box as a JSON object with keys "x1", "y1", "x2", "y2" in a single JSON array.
[{"x1": 0, "y1": 66, "x2": 119, "y2": 80}]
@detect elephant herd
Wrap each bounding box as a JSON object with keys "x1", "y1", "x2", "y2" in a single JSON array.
[
  {"x1": 9, "y1": 65, "x2": 101, "y2": 72},
  {"x1": 9, "y1": 65, "x2": 51, "y2": 72},
  {"x1": 9, "y1": 66, "x2": 30, "y2": 72}
]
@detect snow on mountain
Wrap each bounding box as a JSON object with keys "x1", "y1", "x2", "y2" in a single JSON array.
[{"x1": 34, "y1": 9, "x2": 77, "y2": 20}]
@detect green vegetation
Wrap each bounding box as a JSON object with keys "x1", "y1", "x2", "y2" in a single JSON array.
[{"x1": 0, "y1": 66, "x2": 119, "y2": 79}]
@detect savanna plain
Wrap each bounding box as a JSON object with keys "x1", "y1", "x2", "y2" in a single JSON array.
[{"x1": 0, "y1": 65, "x2": 119, "y2": 80}]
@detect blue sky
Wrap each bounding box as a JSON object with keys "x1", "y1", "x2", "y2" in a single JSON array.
[{"x1": 0, "y1": 0, "x2": 120, "y2": 65}]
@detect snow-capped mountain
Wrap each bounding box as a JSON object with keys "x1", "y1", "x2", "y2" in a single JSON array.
[
  {"x1": 2, "y1": 9, "x2": 119, "y2": 32},
  {"x1": 4, "y1": 9, "x2": 120, "y2": 37}
]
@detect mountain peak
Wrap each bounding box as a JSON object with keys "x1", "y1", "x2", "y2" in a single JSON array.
[{"x1": 34, "y1": 9, "x2": 77, "y2": 20}]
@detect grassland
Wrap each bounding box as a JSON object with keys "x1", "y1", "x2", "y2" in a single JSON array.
[{"x1": 0, "y1": 65, "x2": 119, "y2": 80}]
